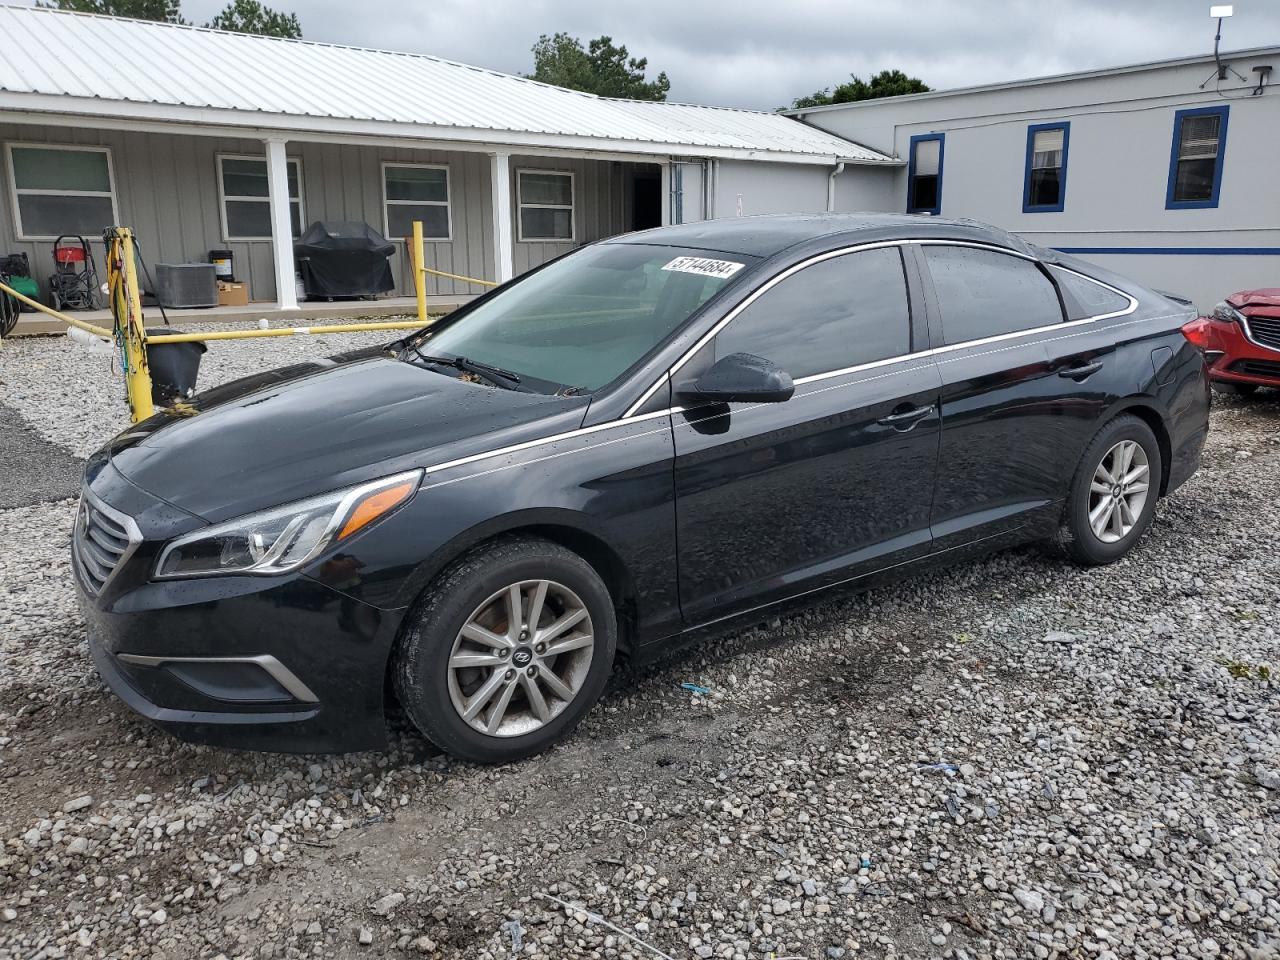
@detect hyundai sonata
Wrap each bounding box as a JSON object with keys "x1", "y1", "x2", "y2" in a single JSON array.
[{"x1": 74, "y1": 214, "x2": 1210, "y2": 762}]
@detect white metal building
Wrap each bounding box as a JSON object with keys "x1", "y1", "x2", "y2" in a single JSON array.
[
  {"x1": 0, "y1": 5, "x2": 896, "y2": 318},
  {"x1": 789, "y1": 46, "x2": 1280, "y2": 309}
]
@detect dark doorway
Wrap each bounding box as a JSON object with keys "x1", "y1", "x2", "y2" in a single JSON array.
[{"x1": 631, "y1": 166, "x2": 662, "y2": 231}]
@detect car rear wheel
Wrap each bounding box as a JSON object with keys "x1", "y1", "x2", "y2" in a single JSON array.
[
  {"x1": 1057, "y1": 414, "x2": 1162, "y2": 566},
  {"x1": 1211, "y1": 381, "x2": 1259, "y2": 397},
  {"x1": 393, "y1": 537, "x2": 616, "y2": 762}
]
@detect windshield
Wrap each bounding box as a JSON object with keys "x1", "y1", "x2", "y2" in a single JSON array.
[{"x1": 412, "y1": 243, "x2": 756, "y2": 392}]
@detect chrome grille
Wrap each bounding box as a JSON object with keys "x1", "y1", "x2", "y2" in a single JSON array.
[
  {"x1": 1244, "y1": 315, "x2": 1280, "y2": 352},
  {"x1": 73, "y1": 489, "x2": 141, "y2": 596}
]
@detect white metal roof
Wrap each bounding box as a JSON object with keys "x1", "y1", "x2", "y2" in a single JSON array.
[{"x1": 0, "y1": 5, "x2": 894, "y2": 165}]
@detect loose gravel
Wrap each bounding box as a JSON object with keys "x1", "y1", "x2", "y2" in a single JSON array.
[{"x1": 0, "y1": 327, "x2": 1277, "y2": 960}]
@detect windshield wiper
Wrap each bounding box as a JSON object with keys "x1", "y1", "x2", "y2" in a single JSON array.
[{"x1": 412, "y1": 350, "x2": 522, "y2": 388}]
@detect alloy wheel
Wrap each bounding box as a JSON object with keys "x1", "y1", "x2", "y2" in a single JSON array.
[
  {"x1": 446, "y1": 579, "x2": 595, "y2": 738},
  {"x1": 1087, "y1": 439, "x2": 1151, "y2": 544}
]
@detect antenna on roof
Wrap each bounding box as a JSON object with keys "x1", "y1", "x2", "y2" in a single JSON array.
[{"x1": 1200, "y1": 5, "x2": 1248, "y2": 87}]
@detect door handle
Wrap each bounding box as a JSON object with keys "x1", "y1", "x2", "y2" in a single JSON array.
[
  {"x1": 1058, "y1": 360, "x2": 1104, "y2": 381},
  {"x1": 877, "y1": 404, "x2": 935, "y2": 429}
]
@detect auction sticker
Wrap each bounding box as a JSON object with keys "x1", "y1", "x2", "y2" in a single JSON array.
[{"x1": 662, "y1": 256, "x2": 745, "y2": 280}]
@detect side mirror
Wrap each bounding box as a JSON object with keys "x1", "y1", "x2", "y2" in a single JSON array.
[{"x1": 683, "y1": 352, "x2": 794, "y2": 404}]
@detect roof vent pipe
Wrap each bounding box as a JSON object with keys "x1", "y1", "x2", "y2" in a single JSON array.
[{"x1": 827, "y1": 161, "x2": 847, "y2": 212}]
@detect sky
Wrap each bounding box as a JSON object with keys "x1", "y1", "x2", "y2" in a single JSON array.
[{"x1": 177, "y1": 0, "x2": 1280, "y2": 110}]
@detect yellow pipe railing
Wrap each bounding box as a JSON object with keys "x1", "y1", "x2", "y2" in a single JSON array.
[
  {"x1": 3, "y1": 221, "x2": 500, "y2": 422},
  {"x1": 421, "y1": 265, "x2": 499, "y2": 288},
  {"x1": 0, "y1": 278, "x2": 114, "y2": 338},
  {"x1": 146, "y1": 320, "x2": 434, "y2": 345}
]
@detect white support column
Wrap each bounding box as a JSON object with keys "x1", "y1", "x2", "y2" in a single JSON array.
[
  {"x1": 660, "y1": 161, "x2": 672, "y2": 226},
  {"x1": 489, "y1": 152, "x2": 514, "y2": 284},
  {"x1": 264, "y1": 137, "x2": 298, "y2": 310}
]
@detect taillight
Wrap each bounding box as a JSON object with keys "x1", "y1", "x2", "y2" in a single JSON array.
[{"x1": 1181, "y1": 318, "x2": 1215, "y2": 351}]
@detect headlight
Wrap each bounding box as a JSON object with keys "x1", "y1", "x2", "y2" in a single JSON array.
[
  {"x1": 154, "y1": 470, "x2": 421, "y2": 579},
  {"x1": 1211, "y1": 301, "x2": 1245, "y2": 324}
]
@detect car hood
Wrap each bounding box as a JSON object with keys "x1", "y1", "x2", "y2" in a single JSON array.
[
  {"x1": 104, "y1": 348, "x2": 590, "y2": 522},
  {"x1": 1228, "y1": 288, "x2": 1280, "y2": 317}
]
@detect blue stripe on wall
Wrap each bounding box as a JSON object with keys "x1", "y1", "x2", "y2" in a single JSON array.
[{"x1": 1055, "y1": 246, "x2": 1280, "y2": 256}]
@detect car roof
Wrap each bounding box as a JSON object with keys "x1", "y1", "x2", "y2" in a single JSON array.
[{"x1": 606, "y1": 213, "x2": 1035, "y2": 259}]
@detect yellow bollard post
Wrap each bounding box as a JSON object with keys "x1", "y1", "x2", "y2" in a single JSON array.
[
  {"x1": 411, "y1": 219, "x2": 427, "y2": 323},
  {"x1": 114, "y1": 229, "x2": 154, "y2": 423}
]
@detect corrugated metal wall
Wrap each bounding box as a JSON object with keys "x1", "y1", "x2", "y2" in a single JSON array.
[{"x1": 0, "y1": 124, "x2": 645, "y2": 304}]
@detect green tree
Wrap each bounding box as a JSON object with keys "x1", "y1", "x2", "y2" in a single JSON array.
[
  {"x1": 37, "y1": 0, "x2": 186, "y2": 22},
  {"x1": 786, "y1": 69, "x2": 930, "y2": 110},
  {"x1": 529, "y1": 33, "x2": 670, "y2": 101},
  {"x1": 206, "y1": 0, "x2": 301, "y2": 37}
]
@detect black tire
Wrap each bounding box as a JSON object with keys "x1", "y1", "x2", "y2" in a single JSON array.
[
  {"x1": 1211, "y1": 381, "x2": 1259, "y2": 398},
  {"x1": 1057, "y1": 414, "x2": 1163, "y2": 566},
  {"x1": 393, "y1": 536, "x2": 617, "y2": 763}
]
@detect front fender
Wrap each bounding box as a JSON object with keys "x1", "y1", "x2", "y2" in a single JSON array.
[{"x1": 302, "y1": 414, "x2": 680, "y2": 641}]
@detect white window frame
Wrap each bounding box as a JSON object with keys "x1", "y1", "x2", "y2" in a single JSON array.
[
  {"x1": 381, "y1": 162, "x2": 452, "y2": 242},
  {"x1": 516, "y1": 168, "x2": 575, "y2": 243},
  {"x1": 216, "y1": 153, "x2": 305, "y2": 242},
  {"x1": 5, "y1": 142, "x2": 120, "y2": 242}
]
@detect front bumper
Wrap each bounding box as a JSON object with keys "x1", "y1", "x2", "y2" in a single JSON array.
[
  {"x1": 76, "y1": 461, "x2": 408, "y2": 754},
  {"x1": 1203, "y1": 318, "x2": 1280, "y2": 387}
]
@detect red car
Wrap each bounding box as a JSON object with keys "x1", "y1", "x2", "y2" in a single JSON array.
[{"x1": 1183, "y1": 289, "x2": 1280, "y2": 396}]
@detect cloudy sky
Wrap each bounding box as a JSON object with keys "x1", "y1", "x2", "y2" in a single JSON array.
[{"x1": 177, "y1": 0, "x2": 1278, "y2": 110}]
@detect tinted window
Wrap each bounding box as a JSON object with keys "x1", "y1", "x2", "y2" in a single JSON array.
[
  {"x1": 715, "y1": 247, "x2": 911, "y2": 379},
  {"x1": 1049, "y1": 266, "x2": 1132, "y2": 320},
  {"x1": 923, "y1": 246, "x2": 1063, "y2": 344}
]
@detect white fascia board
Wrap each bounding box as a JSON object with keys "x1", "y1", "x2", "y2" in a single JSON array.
[{"x1": 0, "y1": 94, "x2": 898, "y2": 167}]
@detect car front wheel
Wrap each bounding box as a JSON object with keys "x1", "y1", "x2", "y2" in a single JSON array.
[
  {"x1": 394, "y1": 537, "x2": 617, "y2": 762},
  {"x1": 1058, "y1": 414, "x2": 1163, "y2": 566}
]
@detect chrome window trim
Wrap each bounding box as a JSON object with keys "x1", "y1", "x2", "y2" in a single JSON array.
[
  {"x1": 621, "y1": 238, "x2": 1138, "y2": 418},
  {"x1": 116, "y1": 653, "x2": 319, "y2": 703},
  {"x1": 73, "y1": 485, "x2": 143, "y2": 596},
  {"x1": 414, "y1": 308, "x2": 1185, "y2": 492},
  {"x1": 1241, "y1": 317, "x2": 1280, "y2": 355},
  {"x1": 622, "y1": 238, "x2": 920, "y2": 418},
  {"x1": 1046, "y1": 263, "x2": 1140, "y2": 323},
  {"x1": 411, "y1": 244, "x2": 1147, "y2": 486}
]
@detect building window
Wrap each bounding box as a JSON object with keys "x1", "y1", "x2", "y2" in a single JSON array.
[
  {"x1": 907, "y1": 133, "x2": 944, "y2": 215},
  {"x1": 1023, "y1": 122, "x2": 1070, "y2": 213},
  {"x1": 1166, "y1": 105, "x2": 1228, "y2": 209},
  {"x1": 218, "y1": 154, "x2": 303, "y2": 240},
  {"x1": 517, "y1": 170, "x2": 574, "y2": 241},
  {"x1": 383, "y1": 163, "x2": 451, "y2": 240},
  {"x1": 5, "y1": 143, "x2": 119, "y2": 241}
]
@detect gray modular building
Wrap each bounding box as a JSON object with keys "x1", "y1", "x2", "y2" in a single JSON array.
[
  {"x1": 0, "y1": 5, "x2": 895, "y2": 314},
  {"x1": 788, "y1": 46, "x2": 1280, "y2": 309}
]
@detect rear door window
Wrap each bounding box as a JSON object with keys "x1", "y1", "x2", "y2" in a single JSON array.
[
  {"x1": 922, "y1": 245, "x2": 1064, "y2": 345},
  {"x1": 715, "y1": 246, "x2": 911, "y2": 379}
]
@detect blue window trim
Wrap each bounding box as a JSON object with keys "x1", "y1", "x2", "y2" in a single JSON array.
[
  {"x1": 1165, "y1": 104, "x2": 1228, "y2": 210},
  {"x1": 906, "y1": 132, "x2": 944, "y2": 215},
  {"x1": 1022, "y1": 121, "x2": 1070, "y2": 213}
]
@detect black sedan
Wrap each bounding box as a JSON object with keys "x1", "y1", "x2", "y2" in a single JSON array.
[{"x1": 74, "y1": 214, "x2": 1210, "y2": 762}]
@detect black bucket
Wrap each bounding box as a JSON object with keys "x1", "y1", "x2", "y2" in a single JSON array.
[{"x1": 145, "y1": 328, "x2": 207, "y2": 406}]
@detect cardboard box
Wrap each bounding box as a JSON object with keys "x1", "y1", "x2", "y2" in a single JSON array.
[{"x1": 217, "y1": 281, "x2": 248, "y2": 307}]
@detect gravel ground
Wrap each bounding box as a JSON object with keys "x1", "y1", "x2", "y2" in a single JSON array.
[{"x1": 0, "y1": 327, "x2": 1278, "y2": 960}]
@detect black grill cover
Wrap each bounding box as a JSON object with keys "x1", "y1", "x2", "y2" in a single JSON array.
[{"x1": 294, "y1": 221, "x2": 395, "y2": 298}]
